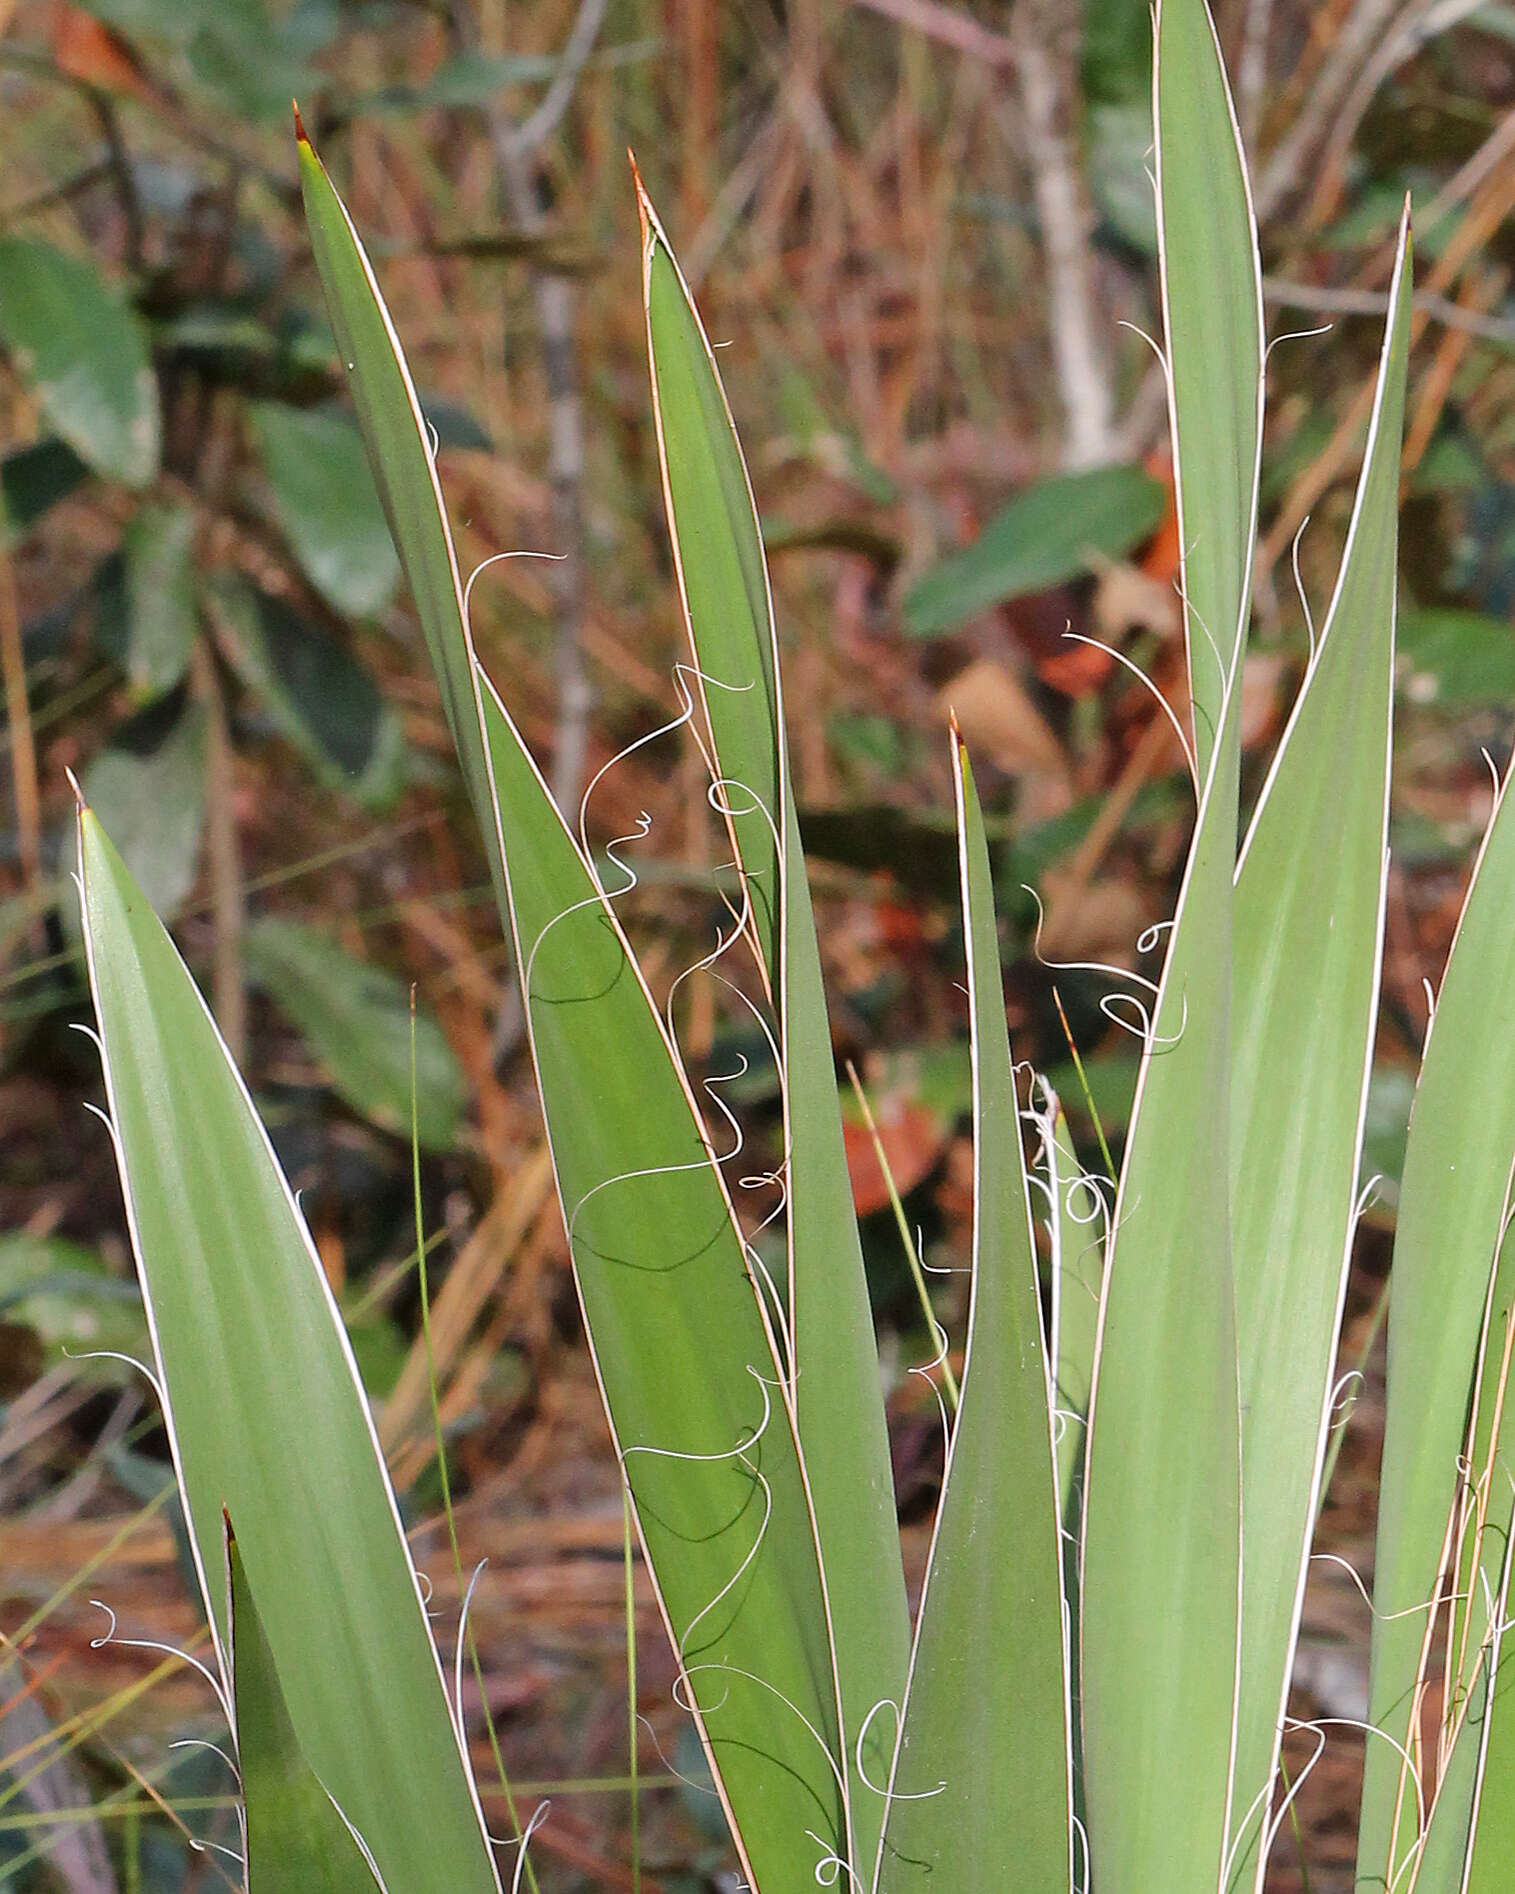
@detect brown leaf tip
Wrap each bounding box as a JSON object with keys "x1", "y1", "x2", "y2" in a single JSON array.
[
  {"x1": 628, "y1": 149, "x2": 653, "y2": 244},
  {"x1": 64, "y1": 765, "x2": 87, "y2": 811},
  {"x1": 293, "y1": 101, "x2": 310, "y2": 147}
]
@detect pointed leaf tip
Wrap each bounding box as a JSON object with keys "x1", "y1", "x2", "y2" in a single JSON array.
[
  {"x1": 631, "y1": 160, "x2": 661, "y2": 247},
  {"x1": 293, "y1": 102, "x2": 310, "y2": 147}
]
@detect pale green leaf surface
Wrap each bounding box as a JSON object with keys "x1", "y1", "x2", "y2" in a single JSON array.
[
  {"x1": 1466, "y1": 1620, "x2": 1515, "y2": 1894},
  {"x1": 875, "y1": 742, "x2": 1070, "y2": 1894},
  {"x1": 1154, "y1": 0, "x2": 1263, "y2": 781},
  {"x1": 478, "y1": 675, "x2": 847, "y2": 1893},
  {"x1": 640, "y1": 192, "x2": 908, "y2": 1872},
  {"x1": 230, "y1": 1524, "x2": 385, "y2": 1894},
  {"x1": 1399, "y1": 608, "x2": 1515, "y2": 709},
  {"x1": 249, "y1": 401, "x2": 401, "y2": 619},
  {"x1": 242, "y1": 915, "x2": 466, "y2": 1152},
  {"x1": 1046, "y1": 1098, "x2": 1096, "y2": 1841},
  {"x1": 0, "y1": 238, "x2": 159, "y2": 489},
  {"x1": 1225, "y1": 214, "x2": 1410, "y2": 1891},
  {"x1": 77, "y1": 810, "x2": 498, "y2": 1894},
  {"x1": 122, "y1": 500, "x2": 198, "y2": 702},
  {"x1": 640, "y1": 212, "x2": 779, "y2": 970},
  {"x1": 1359, "y1": 752, "x2": 1515, "y2": 1893},
  {"x1": 1079, "y1": 730, "x2": 1241, "y2": 1894},
  {"x1": 1079, "y1": 6, "x2": 1257, "y2": 1885}
]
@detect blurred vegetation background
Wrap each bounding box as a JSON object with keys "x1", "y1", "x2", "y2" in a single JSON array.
[{"x1": 3, "y1": 1, "x2": 1515, "y2": 1887}]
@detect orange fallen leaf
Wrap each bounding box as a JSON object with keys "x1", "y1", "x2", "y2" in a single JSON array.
[
  {"x1": 842, "y1": 1098, "x2": 946, "y2": 1219},
  {"x1": 49, "y1": 3, "x2": 154, "y2": 99}
]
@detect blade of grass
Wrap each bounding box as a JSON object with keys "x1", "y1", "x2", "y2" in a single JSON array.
[
  {"x1": 845, "y1": 1061, "x2": 959, "y2": 1414},
  {"x1": 1050, "y1": 986, "x2": 1116, "y2": 1185},
  {"x1": 873, "y1": 735, "x2": 1071, "y2": 1894}
]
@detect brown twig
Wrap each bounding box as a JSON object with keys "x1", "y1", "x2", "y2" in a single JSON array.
[
  {"x1": 477, "y1": 0, "x2": 606, "y2": 823},
  {"x1": 1262, "y1": 274, "x2": 1515, "y2": 348},
  {"x1": 381, "y1": 1149, "x2": 553, "y2": 1472},
  {"x1": 846, "y1": 0, "x2": 1016, "y2": 66},
  {"x1": 1007, "y1": 0, "x2": 1114, "y2": 470},
  {"x1": 1253, "y1": 0, "x2": 1403, "y2": 222},
  {"x1": 0, "y1": 160, "x2": 113, "y2": 226},
  {"x1": 1401, "y1": 265, "x2": 1509, "y2": 471},
  {"x1": 0, "y1": 547, "x2": 42, "y2": 911},
  {"x1": 1260, "y1": 163, "x2": 1515, "y2": 574},
  {"x1": 1238, "y1": 0, "x2": 1276, "y2": 153},
  {"x1": 83, "y1": 87, "x2": 144, "y2": 273},
  {"x1": 1305, "y1": 0, "x2": 1489, "y2": 229}
]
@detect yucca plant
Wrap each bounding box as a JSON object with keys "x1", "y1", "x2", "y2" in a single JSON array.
[{"x1": 62, "y1": 1, "x2": 1515, "y2": 1889}]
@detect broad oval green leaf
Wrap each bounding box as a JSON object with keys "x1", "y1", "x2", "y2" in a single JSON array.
[
  {"x1": 0, "y1": 1232, "x2": 147, "y2": 1376},
  {"x1": 208, "y1": 574, "x2": 408, "y2": 809},
  {"x1": 1398, "y1": 607, "x2": 1515, "y2": 709},
  {"x1": 0, "y1": 437, "x2": 91, "y2": 545},
  {"x1": 123, "y1": 499, "x2": 199, "y2": 703},
  {"x1": 902, "y1": 465, "x2": 1166, "y2": 640},
  {"x1": 0, "y1": 238, "x2": 158, "y2": 489},
  {"x1": 242, "y1": 914, "x2": 467, "y2": 1152},
  {"x1": 249, "y1": 402, "x2": 400, "y2": 619}
]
